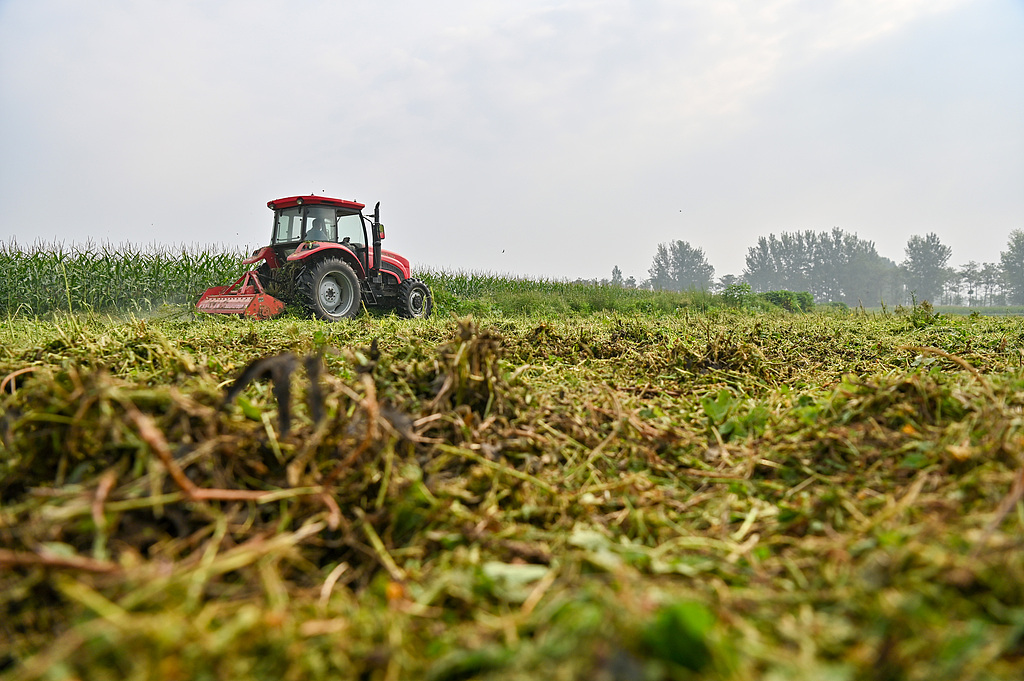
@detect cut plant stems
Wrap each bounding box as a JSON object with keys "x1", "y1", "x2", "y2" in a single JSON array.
[{"x1": 0, "y1": 308, "x2": 1022, "y2": 680}]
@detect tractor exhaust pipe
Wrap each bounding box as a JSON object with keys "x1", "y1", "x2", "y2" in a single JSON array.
[{"x1": 372, "y1": 201, "x2": 382, "y2": 273}]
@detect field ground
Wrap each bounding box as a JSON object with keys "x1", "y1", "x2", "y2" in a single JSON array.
[
  {"x1": 882, "y1": 305, "x2": 1024, "y2": 317},
  {"x1": 1, "y1": 307, "x2": 1023, "y2": 679}
]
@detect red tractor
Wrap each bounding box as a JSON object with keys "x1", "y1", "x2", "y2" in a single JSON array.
[{"x1": 197, "y1": 195, "x2": 433, "y2": 321}]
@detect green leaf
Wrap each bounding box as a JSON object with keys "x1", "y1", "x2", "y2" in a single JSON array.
[
  {"x1": 480, "y1": 562, "x2": 549, "y2": 603},
  {"x1": 899, "y1": 452, "x2": 931, "y2": 469},
  {"x1": 702, "y1": 389, "x2": 735, "y2": 424},
  {"x1": 642, "y1": 601, "x2": 716, "y2": 672},
  {"x1": 235, "y1": 396, "x2": 262, "y2": 421}
]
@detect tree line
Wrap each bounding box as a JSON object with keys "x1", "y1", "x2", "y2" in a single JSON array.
[{"x1": 613, "y1": 228, "x2": 1024, "y2": 307}]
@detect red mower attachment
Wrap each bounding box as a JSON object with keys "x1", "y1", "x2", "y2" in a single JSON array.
[{"x1": 196, "y1": 271, "x2": 285, "y2": 320}]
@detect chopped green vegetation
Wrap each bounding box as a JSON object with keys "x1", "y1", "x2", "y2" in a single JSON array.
[{"x1": 1, "y1": 305, "x2": 1023, "y2": 679}]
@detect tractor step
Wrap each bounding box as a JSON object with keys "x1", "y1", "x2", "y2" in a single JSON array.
[{"x1": 197, "y1": 271, "x2": 285, "y2": 320}]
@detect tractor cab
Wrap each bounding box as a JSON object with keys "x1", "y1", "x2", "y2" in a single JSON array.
[
  {"x1": 259, "y1": 195, "x2": 385, "y2": 279},
  {"x1": 269, "y1": 196, "x2": 368, "y2": 250}
]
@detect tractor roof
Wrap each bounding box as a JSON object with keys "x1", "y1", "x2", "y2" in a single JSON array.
[{"x1": 268, "y1": 196, "x2": 365, "y2": 211}]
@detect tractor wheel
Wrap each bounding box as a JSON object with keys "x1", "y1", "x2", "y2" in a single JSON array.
[
  {"x1": 395, "y1": 278, "x2": 433, "y2": 319},
  {"x1": 300, "y1": 258, "x2": 362, "y2": 321}
]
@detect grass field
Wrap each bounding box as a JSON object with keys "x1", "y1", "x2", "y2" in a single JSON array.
[
  {"x1": 1, "y1": 302, "x2": 1022, "y2": 680},
  {"x1": 1, "y1": 241, "x2": 1023, "y2": 679}
]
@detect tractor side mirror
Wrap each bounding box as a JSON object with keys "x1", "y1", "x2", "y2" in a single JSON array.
[{"x1": 376, "y1": 223, "x2": 385, "y2": 240}]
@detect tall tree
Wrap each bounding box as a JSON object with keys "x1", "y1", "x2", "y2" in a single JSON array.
[
  {"x1": 777, "y1": 231, "x2": 816, "y2": 294},
  {"x1": 844, "y1": 245, "x2": 898, "y2": 307},
  {"x1": 1000, "y1": 230, "x2": 1024, "y2": 305},
  {"x1": 647, "y1": 240, "x2": 715, "y2": 291},
  {"x1": 981, "y1": 262, "x2": 1003, "y2": 306},
  {"x1": 647, "y1": 243, "x2": 674, "y2": 290},
  {"x1": 716, "y1": 274, "x2": 739, "y2": 293},
  {"x1": 743, "y1": 236, "x2": 783, "y2": 292},
  {"x1": 958, "y1": 261, "x2": 982, "y2": 306},
  {"x1": 810, "y1": 229, "x2": 844, "y2": 301},
  {"x1": 902, "y1": 233, "x2": 952, "y2": 303},
  {"x1": 743, "y1": 228, "x2": 894, "y2": 305}
]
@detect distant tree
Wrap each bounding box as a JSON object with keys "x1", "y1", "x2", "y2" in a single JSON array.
[
  {"x1": 647, "y1": 240, "x2": 715, "y2": 291},
  {"x1": 958, "y1": 261, "x2": 983, "y2": 306},
  {"x1": 776, "y1": 231, "x2": 815, "y2": 293},
  {"x1": 848, "y1": 252, "x2": 899, "y2": 307},
  {"x1": 716, "y1": 274, "x2": 739, "y2": 293},
  {"x1": 743, "y1": 228, "x2": 894, "y2": 305},
  {"x1": 902, "y1": 233, "x2": 952, "y2": 303},
  {"x1": 884, "y1": 265, "x2": 909, "y2": 306},
  {"x1": 744, "y1": 230, "x2": 831, "y2": 298},
  {"x1": 743, "y1": 236, "x2": 783, "y2": 292},
  {"x1": 981, "y1": 262, "x2": 1004, "y2": 305},
  {"x1": 648, "y1": 244, "x2": 674, "y2": 290},
  {"x1": 1000, "y1": 230, "x2": 1024, "y2": 305},
  {"x1": 940, "y1": 266, "x2": 962, "y2": 306},
  {"x1": 809, "y1": 230, "x2": 843, "y2": 301},
  {"x1": 610, "y1": 265, "x2": 624, "y2": 286},
  {"x1": 830, "y1": 232, "x2": 896, "y2": 306}
]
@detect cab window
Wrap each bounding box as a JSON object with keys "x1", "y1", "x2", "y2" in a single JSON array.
[
  {"x1": 273, "y1": 208, "x2": 303, "y2": 243},
  {"x1": 305, "y1": 205, "x2": 338, "y2": 242},
  {"x1": 337, "y1": 214, "x2": 365, "y2": 246}
]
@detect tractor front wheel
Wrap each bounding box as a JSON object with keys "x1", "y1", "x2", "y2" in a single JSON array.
[
  {"x1": 395, "y1": 278, "x2": 433, "y2": 319},
  {"x1": 302, "y1": 258, "x2": 362, "y2": 321}
]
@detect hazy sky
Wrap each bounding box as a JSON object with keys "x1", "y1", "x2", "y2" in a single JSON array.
[{"x1": 1, "y1": 0, "x2": 1022, "y2": 282}]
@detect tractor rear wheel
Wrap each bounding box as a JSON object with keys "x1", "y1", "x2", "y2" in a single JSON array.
[
  {"x1": 301, "y1": 258, "x2": 362, "y2": 321},
  {"x1": 395, "y1": 278, "x2": 433, "y2": 319}
]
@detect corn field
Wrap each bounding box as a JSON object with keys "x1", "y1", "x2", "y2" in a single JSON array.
[
  {"x1": 0, "y1": 242, "x2": 714, "y2": 319},
  {"x1": 0, "y1": 240, "x2": 248, "y2": 316}
]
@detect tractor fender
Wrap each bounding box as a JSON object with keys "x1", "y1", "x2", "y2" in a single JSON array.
[
  {"x1": 287, "y1": 242, "x2": 365, "y2": 278},
  {"x1": 242, "y1": 246, "x2": 281, "y2": 267}
]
